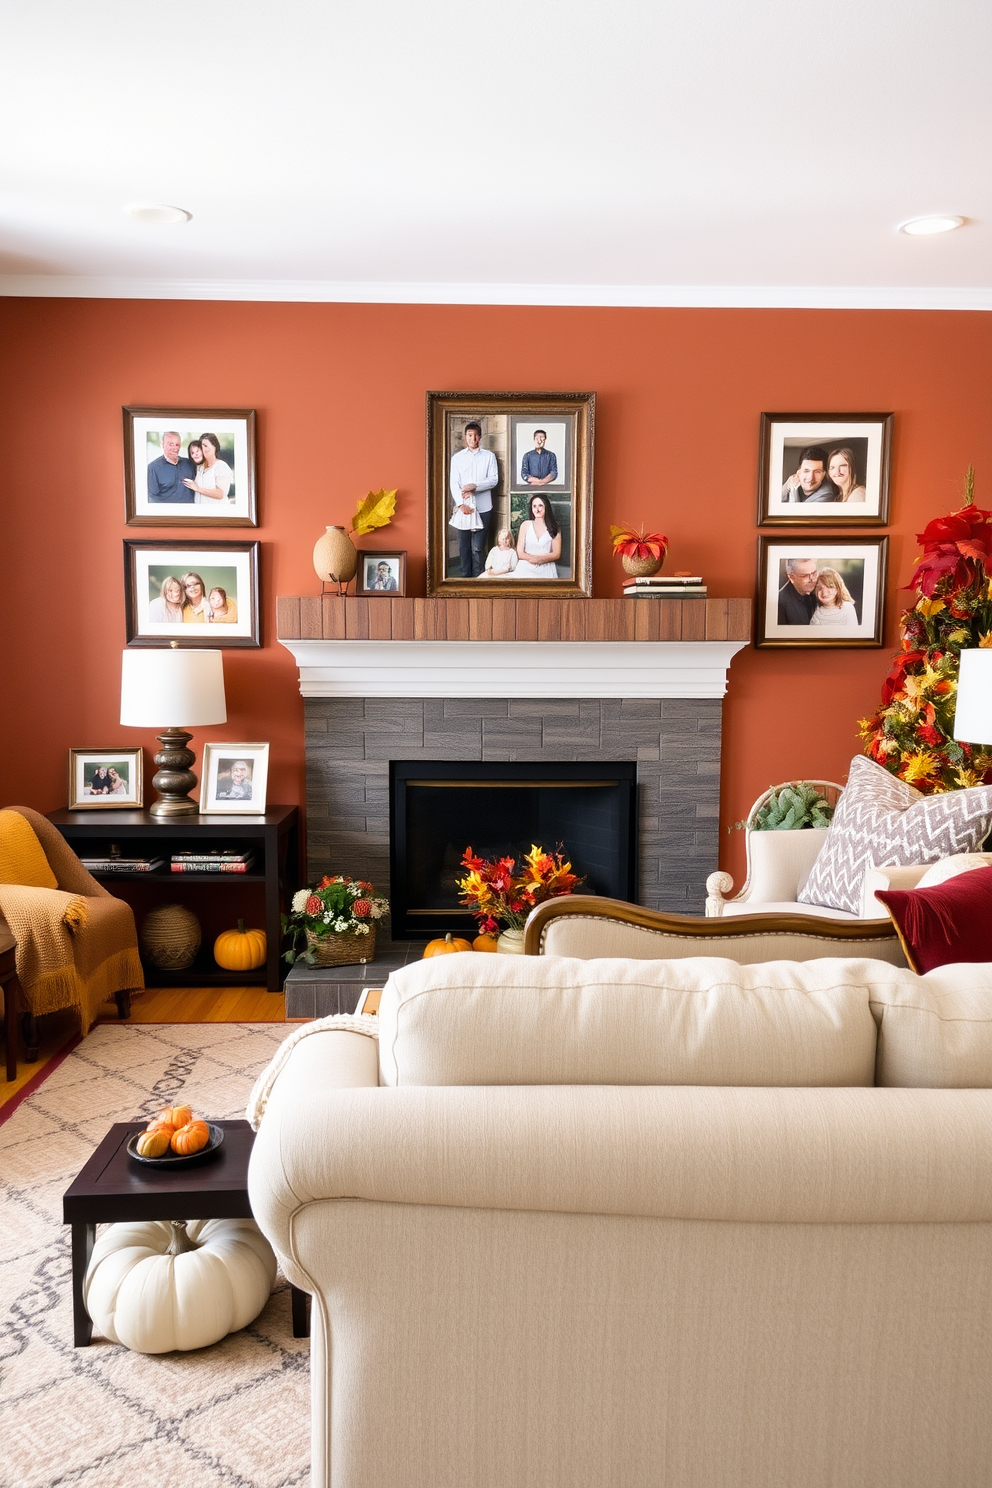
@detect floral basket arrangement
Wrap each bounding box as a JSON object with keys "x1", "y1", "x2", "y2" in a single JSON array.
[
  {"x1": 456, "y1": 844, "x2": 583, "y2": 948},
  {"x1": 283, "y1": 875, "x2": 389, "y2": 967},
  {"x1": 610, "y1": 522, "x2": 669, "y2": 578}
]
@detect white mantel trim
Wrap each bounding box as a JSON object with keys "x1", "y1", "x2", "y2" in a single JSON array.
[{"x1": 279, "y1": 639, "x2": 747, "y2": 699}]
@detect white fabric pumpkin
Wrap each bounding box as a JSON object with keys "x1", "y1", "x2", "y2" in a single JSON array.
[{"x1": 83, "y1": 1217, "x2": 277, "y2": 1353}]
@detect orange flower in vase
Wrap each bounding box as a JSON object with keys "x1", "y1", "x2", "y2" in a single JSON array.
[{"x1": 610, "y1": 523, "x2": 669, "y2": 578}]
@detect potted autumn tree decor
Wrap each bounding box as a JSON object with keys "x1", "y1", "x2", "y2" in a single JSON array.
[
  {"x1": 283, "y1": 875, "x2": 389, "y2": 967},
  {"x1": 859, "y1": 469, "x2": 992, "y2": 790},
  {"x1": 610, "y1": 522, "x2": 669, "y2": 577},
  {"x1": 456, "y1": 844, "x2": 583, "y2": 954}
]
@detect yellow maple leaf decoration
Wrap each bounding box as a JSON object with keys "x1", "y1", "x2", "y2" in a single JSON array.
[
  {"x1": 916, "y1": 598, "x2": 945, "y2": 617},
  {"x1": 979, "y1": 632, "x2": 992, "y2": 648},
  {"x1": 352, "y1": 488, "x2": 398, "y2": 536}
]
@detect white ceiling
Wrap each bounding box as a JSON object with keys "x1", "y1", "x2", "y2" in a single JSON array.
[{"x1": 2, "y1": 0, "x2": 990, "y2": 306}]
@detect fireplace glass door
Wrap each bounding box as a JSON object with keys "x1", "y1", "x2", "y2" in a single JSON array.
[{"x1": 389, "y1": 760, "x2": 636, "y2": 939}]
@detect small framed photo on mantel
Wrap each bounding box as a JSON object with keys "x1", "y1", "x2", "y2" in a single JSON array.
[
  {"x1": 756, "y1": 536, "x2": 888, "y2": 648},
  {"x1": 357, "y1": 550, "x2": 407, "y2": 596},
  {"x1": 426, "y1": 390, "x2": 595, "y2": 596},
  {"x1": 758, "y1": 412, "x2": 893, "y2": 525},
  {"x1": 123, "y1": 407, "x2": 257, "y2": 526}
]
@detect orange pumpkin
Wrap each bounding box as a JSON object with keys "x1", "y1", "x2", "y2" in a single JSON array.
[
  {"x1": 473, "y1": 934, "x2": 499, "y2": 953},
  {"x1": 135, "y1": 1128, "x2": 171, "y2": 1159},
  {"x1": 171, "y1": 1120, "x2": 210, "y2": 1156},
  {"x1": 153, "y1": 1105, "x2": 192, "y2": 1133},
  {"x1": 214, "y1": 920, "x2": 267, "y2": 972},
  {"x1": 423, "y1": 932, "x2": 473, "y2": 958}
]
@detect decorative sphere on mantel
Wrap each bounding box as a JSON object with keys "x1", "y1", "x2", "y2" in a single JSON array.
[{"x1": 313, "y1": 525, "x2": 358, "y2": 585}]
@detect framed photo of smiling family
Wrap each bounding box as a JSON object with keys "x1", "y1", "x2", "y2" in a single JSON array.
[
  {"x1": 123, "y1": 539, "x2": 261, "y2": 647},
  {"x1": 426, "y1": 390, "x2": 595, "y2": 596}
]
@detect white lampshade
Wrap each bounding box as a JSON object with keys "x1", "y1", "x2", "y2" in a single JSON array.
[
  {"x1": 120, "y1": 648, "x2": 227, "y2": 727},
  {"x1": 952, "y1": 649, "x2": 992, "y2": 745}
]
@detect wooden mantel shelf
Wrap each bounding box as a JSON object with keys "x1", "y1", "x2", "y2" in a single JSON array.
[{"x1": 276, "y1": 595, "x2": 752, "y2": 644}]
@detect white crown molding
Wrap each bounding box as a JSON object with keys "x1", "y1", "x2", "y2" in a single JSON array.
[
  {"x1": 1, "y1": 276, "x2": 992, "y2": 311},
  {"x1": 279, "y1": 638, "x2": 748, "y2": 700}
]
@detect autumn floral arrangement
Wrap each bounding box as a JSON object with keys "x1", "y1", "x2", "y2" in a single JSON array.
[
  {"x1": 610, "y1": 522, "x2": 669, "y2": 577},
  {"x1": 456, "y1": 845, "x2": 584, "y2": 933},
  {"x1": 283, "y1": 875, "x2": 389, "y2": 966},
  {"x1": 859, "y1": 469, "x2": 992, "y2": 792}
]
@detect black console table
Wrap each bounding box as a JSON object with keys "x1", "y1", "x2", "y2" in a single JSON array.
[{"x1": 47, "y1": 807, "x2": 299, "y2": 993}]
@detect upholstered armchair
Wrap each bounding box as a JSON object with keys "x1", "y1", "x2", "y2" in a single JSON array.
[{"x1": 0, "y1": 806, "x2": 144, "y2": 1060}]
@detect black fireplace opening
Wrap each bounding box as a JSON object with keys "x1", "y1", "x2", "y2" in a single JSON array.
[{"x1": 389, "y1": 760, "x2": 637, "y2": 939}]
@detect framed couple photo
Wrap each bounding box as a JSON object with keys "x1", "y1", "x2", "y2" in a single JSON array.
[
  {"x1": 124, "y1": 540, "x2": 261, "y2": 647},
  {"x1": 426, "y1": 390, "x2": 595, "y2": 596},
  {"x1": 67, "y1": 747, "x2": 143, "y2": 810},
  {"x1": 123, "y1": 407, "x2": 257, "y2": 526},
  {"x1": 756, "y1": 537, "x2": 888, "y2": 648},
  {"x1": 758, "y1": 413, "x2": 893, "y2": 525}
]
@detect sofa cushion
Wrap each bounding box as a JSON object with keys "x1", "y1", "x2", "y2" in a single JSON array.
[
  {"x1": 872, "y1": 963, "x2": 992, "y2": 1087},
  {"x1": 875, "y1": 865, "x2": 992, "y2": 974},
  {"x1": 377, "y1": 953, "x2": 880, "y2": 1088},
  {"x1": 0, "y1": 809, "x2": 58, "y2": 889},
  {"x1": 797, "y1": 756, "x2": 992, "y2": 915}
]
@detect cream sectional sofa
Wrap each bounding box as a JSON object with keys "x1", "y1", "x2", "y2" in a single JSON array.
[{"x1": 248, "y1": 947, "x2": 992, "y2": 1488}]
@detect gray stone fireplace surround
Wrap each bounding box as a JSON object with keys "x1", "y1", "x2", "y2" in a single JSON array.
[{"x1": 304, "y1": 693, "x2": 723, "y2": 952}]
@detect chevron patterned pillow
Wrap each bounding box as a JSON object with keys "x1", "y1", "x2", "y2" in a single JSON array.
[{"x1": 798, "y1": 755, "x2": 992, "y2": 915}]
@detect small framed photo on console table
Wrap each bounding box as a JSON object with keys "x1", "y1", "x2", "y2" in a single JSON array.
[
  {"x1": 200, "y1": 743, "x2": 269, "y2": 814},
  {"x1": 426, "y1": 390, "x2": 595, "y2": 596},
  {"x1": 756, "y1": 536, "x2": 888, "y2": 648},
  {"x1": 758, "y1": 412, "x2": 893, "y2": 525},
  {"x1": 68, "y1": 747, "x2": 144, "y2": 809}
]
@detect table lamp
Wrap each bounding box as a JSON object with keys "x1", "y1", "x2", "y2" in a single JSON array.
[
  {"x1": 120, "y1": 645, "x2": 227, "y2": 816},
  {"x1": 952, "y1": 649, "x2": 992, "y2": 746}
]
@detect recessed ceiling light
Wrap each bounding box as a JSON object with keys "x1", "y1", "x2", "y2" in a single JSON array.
[
  {"x1": 127, "y1": 204, "x2": 192, "y2": 225},
  {"x1": 899, "y1": 215, "x2": 965, "y2": 236}
]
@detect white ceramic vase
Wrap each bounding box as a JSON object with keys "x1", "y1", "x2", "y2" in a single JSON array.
[{"x1": 496, "y1": 927, "x2": 525, "y2": 955}]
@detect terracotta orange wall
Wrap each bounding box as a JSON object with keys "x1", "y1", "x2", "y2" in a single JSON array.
[{"x1": 3, "y1": 298, "x2": 991, "y2": 888}]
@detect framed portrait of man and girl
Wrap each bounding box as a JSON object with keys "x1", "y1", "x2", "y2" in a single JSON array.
[{"x1": 426, "y1": 390, "x2": 595, "y2": 597}]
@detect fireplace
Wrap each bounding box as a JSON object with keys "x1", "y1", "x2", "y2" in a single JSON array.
[{"x1": 389, "y1": 760, "x2": 637, "y2": 938}]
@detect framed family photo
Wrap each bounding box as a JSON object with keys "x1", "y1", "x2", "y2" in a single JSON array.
[
  {"x1": 124, "y1": 540, "x2": 260, "y2": 647},
  {"x1": 123, "y1": 407, "x2": 257, "y2": 526},
  {"x1": 426, "y1": 390, "x2": 595, "y2": 596},
  {"x1": 200, "y1": 742, "x2": 269, "y2": 814},
  {"x1": 68, "y1": 747, "x2": 143, "y2": 809},
  {"x1": 357, "y1": 550, "x2": 407, "y2": 597},
  {"x1": 756, "y1": 536, "x2": 889, "y2": 648},
  {"x1": 758, "y1": 413, "x2": 893, "y2": 525}
]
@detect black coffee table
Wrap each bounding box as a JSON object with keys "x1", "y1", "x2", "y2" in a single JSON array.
[{"x1": 62, "y1": 1118, "x2": 308, "y2": 1346}]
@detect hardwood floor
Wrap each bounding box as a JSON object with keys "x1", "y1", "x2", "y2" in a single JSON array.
[{"x1": 1, "y1": 984, "x2": 287, "y2": 1110}]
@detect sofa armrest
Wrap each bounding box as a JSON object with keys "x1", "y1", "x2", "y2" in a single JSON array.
[
  {"x1": 861, "y1": 864, "x2": 929, "y2": 913},
  {"x1": 248, "y1": 1083, "x2": 992, "y2": 1261}
]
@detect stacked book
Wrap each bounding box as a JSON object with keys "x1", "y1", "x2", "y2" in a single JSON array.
[
  {"x1": 170, "y1": 850, "x2": 256, "y2": 874},
  {"x1": 80, "y1": 856, "x2": 164, "y2": 874},
  {"x1": 623, "y1": 575, "x2": 707, "y2": 598}
]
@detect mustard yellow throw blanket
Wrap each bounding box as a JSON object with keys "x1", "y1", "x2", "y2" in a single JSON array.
[{"x1": 0, "y1": 882, "x2": 88, "y2": 1017}]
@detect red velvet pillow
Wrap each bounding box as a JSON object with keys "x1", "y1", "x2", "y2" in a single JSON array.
[{"x1": 875, "y1": 865, "x2": 992, "y2": 973}]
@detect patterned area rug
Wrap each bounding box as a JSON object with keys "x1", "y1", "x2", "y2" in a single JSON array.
[{"x1": 0, "y1": 1022, "x2": 311, "y2": 1487}]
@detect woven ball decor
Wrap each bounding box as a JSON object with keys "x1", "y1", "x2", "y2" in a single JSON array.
[{"x1": 140, "y1": 903, "x2": 202, "y2": 970}]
